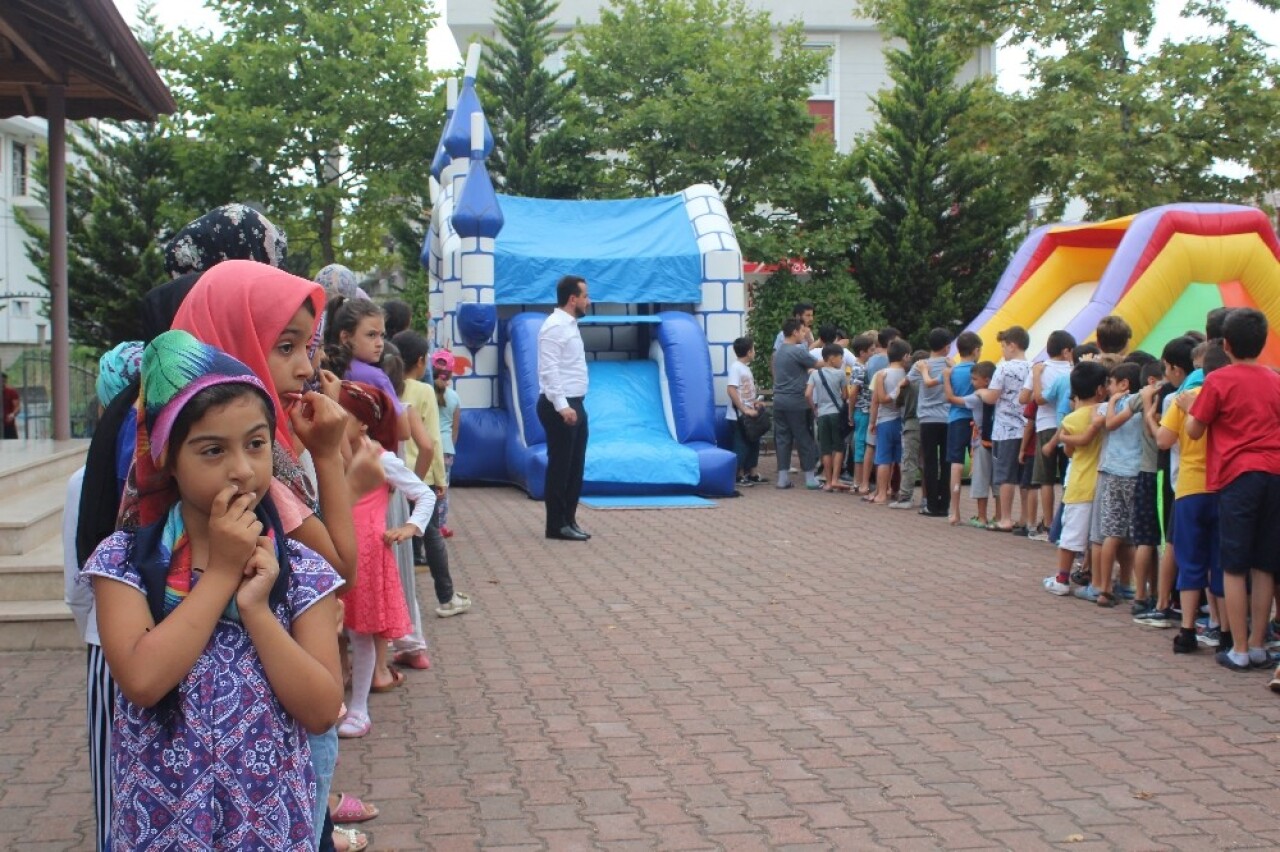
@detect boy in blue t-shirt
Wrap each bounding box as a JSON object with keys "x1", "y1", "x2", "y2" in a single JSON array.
[{"x1": 944, "y1": 331, "x2": 982, "y2": 524}]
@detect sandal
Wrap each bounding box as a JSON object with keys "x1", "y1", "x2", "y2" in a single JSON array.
[
  {"x1": 370, "y1": 667, "x2": 405, "y2": 693},
  {"x1": 393, "y1": 649, "x2": 431, "y2": 670},
  {"x1": 332, "y1": 826, "x2": 369, "y2": 852},
  {"x1": 337, "y1": 713, "x2": 371, "y2": 739},
  {"x1": 332, "y1": 792, "x2": 380, "y2": 824},
  {"x1": 1096, "y1": 592, "x2": 1118, "y2": 608}
]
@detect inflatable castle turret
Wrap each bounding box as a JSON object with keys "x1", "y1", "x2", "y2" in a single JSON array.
[{"x1": 422, "y1": 46, "x2": 748, "y2": 497}]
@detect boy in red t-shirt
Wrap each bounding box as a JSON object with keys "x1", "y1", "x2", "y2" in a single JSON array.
[{"x1": 1185, "y1": 309, "x2": 1280, "y2": 679}]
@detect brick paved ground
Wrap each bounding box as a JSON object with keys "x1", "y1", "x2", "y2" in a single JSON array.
[{"x1": 4, "y1": 458, "x2": 1280, "y2": 850}]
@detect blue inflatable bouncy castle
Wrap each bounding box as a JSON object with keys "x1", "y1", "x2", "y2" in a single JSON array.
[{"x1": 423, "y1": 47, "x2": 743, "y2": 498}]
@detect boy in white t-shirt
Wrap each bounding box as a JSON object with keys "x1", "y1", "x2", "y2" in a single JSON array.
[
  {"x1": 976, "y1": 326, "x2": 1031, "y2": 531},
  {"x1": 727, "y1": 336, "x2": 765, "y2": 485}
]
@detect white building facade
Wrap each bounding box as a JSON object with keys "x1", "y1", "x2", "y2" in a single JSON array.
[
  {"x1": 0, "y1": 116, "x2": 50, "y2": 349},
  {"x1": 446, "y1": 0, "x2": 995, "y2": 154}
]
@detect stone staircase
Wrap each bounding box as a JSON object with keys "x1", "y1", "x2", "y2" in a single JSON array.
[{"x1": 0, "y1": 441, "x2": 89, "y2": 651}]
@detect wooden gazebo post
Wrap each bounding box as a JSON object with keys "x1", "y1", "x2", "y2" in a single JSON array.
[{"x1": 47, "y1": 84, "x2": 68, "y2": 439}]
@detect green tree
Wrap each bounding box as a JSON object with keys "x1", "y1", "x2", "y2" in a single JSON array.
[
  {"x1": 478, "y1": 0, "x2": 589, "y2": 198},
  {"x1": 998, "y1": 0, "x2": 1280, "y2": 220},
  {"x1": 566, "y1": 0, "x2": 827, "y2": 230},
  {"x1": 18, "y1": 122, "x2": 184, "y2": 352},
  {"x1": 746, "y1": 267, "x2": 883, "y2": 387},
  {"x1": 162, "y1": 0, "x2": 442, "y2": 273},
  {"x1": 853, "y1": 0, "x2": 1025, "y2": 345}
]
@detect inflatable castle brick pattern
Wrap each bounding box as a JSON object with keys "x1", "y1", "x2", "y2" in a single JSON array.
[{"x1": 682, "y1": 183, "x2": 747, "y2": 398}]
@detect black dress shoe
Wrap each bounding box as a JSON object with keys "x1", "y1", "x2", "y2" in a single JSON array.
[
  {"x1": 546, "y1": 525, "x2": 589, "y2": 541},
  {"x1": 568, "y1": 522, "x2": 591, "y2": 539}
]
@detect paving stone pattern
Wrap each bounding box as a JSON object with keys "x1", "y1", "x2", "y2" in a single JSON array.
[{"x1": 3, "y1": 461, "x2": 1280, "y2": 850}]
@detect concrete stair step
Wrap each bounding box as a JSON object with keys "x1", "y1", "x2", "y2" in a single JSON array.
[
  {"x1": 0, "y1": 441, "x2": 86, "y2": 493},
  {"x1": 0, "y1": 480, "x2": 68, "y2": 556},
  {"x1": 0, "y1": 600, "x2": 79, "y2": 651},
  {"x1": 0, "y1": 538, "x2": 65, "y2": 601}
]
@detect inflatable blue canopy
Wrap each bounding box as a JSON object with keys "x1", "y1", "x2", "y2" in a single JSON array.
[{"x1": 494, "y1": 194, "x2": 702, "y2": 305}]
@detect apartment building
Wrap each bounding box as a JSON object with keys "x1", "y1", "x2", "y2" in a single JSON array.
[{"x1": 446, "y1": 0, "x2": 994, "y2": 154}]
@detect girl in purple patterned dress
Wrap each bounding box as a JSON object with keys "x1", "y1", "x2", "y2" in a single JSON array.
[{"x1": 83, "y1": 331, "x2": 343, "y2": 850}]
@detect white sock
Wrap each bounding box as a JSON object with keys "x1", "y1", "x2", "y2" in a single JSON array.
[{"x1": 348, "y1": 632, "x2": 376, "y2": 721}]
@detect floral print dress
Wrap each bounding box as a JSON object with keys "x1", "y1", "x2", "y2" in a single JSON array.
[{"x1": 83, "y1": 531, "x2": 341, "y2": 850}]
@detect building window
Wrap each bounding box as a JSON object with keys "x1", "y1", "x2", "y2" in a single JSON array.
[
  {"x1": 804, "y1": 43, "x2": 834, "y2": 99},
  {"x1": 11, "y1": 142, "x2": 27, "y2": 197},
  {"x1": 12, "y1": 300, "x2": 29, "y2": 319}
]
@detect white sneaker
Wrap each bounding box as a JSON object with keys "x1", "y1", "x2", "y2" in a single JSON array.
[
  {"x1": 435, "y1": 592, "x2": 472, "y2": 618},
  {"x1": 1043, "y1": 576, "x2": 1071, "y2": 596},
  {"x1": 888, "y1": 500, "x2": 913, "y2": 509}
]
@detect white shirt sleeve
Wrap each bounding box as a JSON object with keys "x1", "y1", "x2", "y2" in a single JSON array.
[
  {"x1": 63, "y1": 467, "x2": 97, "y2": 645},
  {"x1": 538, "y1": 319, "x2": 569, "y2": 411},
  {"x1": 381, "y1": 451, "x2": 436, "y2": 535}
]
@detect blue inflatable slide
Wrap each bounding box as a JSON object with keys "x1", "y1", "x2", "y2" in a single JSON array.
[{"x1": 453, "y1": 311, "x2": 737, "y2": 498}]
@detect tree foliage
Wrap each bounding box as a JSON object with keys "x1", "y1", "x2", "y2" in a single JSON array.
[
  {"x1": 566, "y1": 0, "x2": 827, "y2": 230},
  {"x1": 17, "y1": 122, "x2": 183, "y2": 352},
  {"x1": 478, "y1": 0, "x2": 589, "y2": 198},
  {"x1": 853, "y1": 0, "x2": 1025, "y2": 345},
  {"x1": 746, "y1": 268, "x2": 883, "y2": 387},
  {"x1": 997, "y1": 0, "x2": 1280, "y2": 220},
  {"x1": 162, "y1": 0, "x2": 442, "y2": 273}
]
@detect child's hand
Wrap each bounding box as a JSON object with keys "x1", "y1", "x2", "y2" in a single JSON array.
[
  {"x1": 868, "y1": 419, "x2": 877, "y2": 435},
  {"x1": 1175, "y1": 391, "x2": 1194, "y2": 412},
  {"x1": 433, "y1": 485, "x2": 446, "y2": 499},
  {"x1": 236, "y1": 536, "x2": 279, "y2": 613},
  {"x1": 1042, "y1": 436, "x2": 1057, "y2": 457},
  {"x1": 1139, "y1": 383, "x2": 1158, "y2": 402},
  {"x1": 291, "y1": 391, "x2": 348, "y2": 457},
  {"x1": 942, "y1": 365, "x2": 952, "y2": 379},
  {"x1": 347, "y1": 436, "x2": 386, "y2": 497},
  {"x1": 383, "y1": 523, "x2": 419, "y2": 544},
  {"x1": 1032, "y1": 361, "x2": 1044, "y2": 377},
  {"x1": 208, "y1": 486, "x2": 263, "y2": 574},
  {"x1": 318, "y1": 369, "x2": 341, "y2": 401}
]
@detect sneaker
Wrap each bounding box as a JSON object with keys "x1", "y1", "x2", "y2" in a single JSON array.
[
  {"x1": 1113, "y1": 584, "x2": 1136, "y2": 601},
  {"x1": 889, "y1": 500, "x2": 913, "y2": 509},
  {"x1": 435, "y1": 593, "x2": 472, "y2": 618},
  {"x1": 736, "y1": 476, "x2": 755, "y2": 487},
  {"x1": 1073, "y1": 585, "x2": 1100, "y2": 603},
  {"x1": 1130, "y1": 598, "x2": 1156, "y2": 617},
  {"x1": 1010, "y1": 525, "x2": 1029, "y2": 537},
  {"x1": 1173, "y1": 630, "x2": 1200, "y2": 654},
  {"x1": 1215, "y1": 650, "x2": 1252, "y2": 671},
  {"x1": 747, "y1": 474, "x2": 765, "y2": 483},
  {"x1": 1069, "y1": 565, "x2": 1091, "y2": 588},
  {"x1": 1043, "y1": 576, "x2": 1071, "y2": 596},
  {"x1": 440, "y1": 525, "x2": 455, "y2": 539},
  {"x1": 1028, "y1": 528, "x2": 1050, "y2": 542},
  {"x1": 1270, "y1": 667, "x2": 1280, "y2": 694},
  {"x1": 1196, "y1": 625, "x2": 1222, "y2": 648},
  {"x1": 1135, "y1": 607, "x2": 1176, "y2": 628}
]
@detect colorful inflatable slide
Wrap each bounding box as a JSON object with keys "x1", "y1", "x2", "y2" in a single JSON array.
[{"x1": 964, "y1": 203, "x2": 1280, "y2": 363}]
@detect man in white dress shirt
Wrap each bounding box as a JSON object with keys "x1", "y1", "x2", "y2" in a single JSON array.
[{"x1": 537, "y1": 275, "x2": 592, "y2": 541}]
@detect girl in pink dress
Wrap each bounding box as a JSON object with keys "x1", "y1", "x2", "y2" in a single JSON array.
[{"x1": 335, "y1": 381, "x2": 434, "y2": 738}]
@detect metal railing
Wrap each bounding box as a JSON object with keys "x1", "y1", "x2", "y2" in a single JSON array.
[{"x1": 13, "y1": 349, "x2": 98, "y2": 439}]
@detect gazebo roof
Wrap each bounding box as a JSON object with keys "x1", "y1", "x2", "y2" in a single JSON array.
[{"x1": 0, "y1": 0, "x2": 175, "y2": 121}]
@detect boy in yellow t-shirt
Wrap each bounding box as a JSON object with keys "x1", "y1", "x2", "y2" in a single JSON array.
[
  {"x1": 392, "y1": 331, "x2": 472, "y2": 627},
  {"x1": 1043, "y1": 362, "x2": 1109, "y2": 597},
  {"x1": 1158, "y1": 346, "x2": 1230, "y2": 654}
]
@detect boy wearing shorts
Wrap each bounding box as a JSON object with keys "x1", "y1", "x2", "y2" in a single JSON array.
[
  {"x1": 944, "y1": 332, "x2": 982, "y2": 524},
  {"x1": 1024, "y1": 331, "x2": 1075, "y2": 538},
  {"x1": 1186, "y1": 309, "x2": 1280, "y2": 676},
  {"x1": 806, "y1": 344, "x2": 849, "y2": 493},
  {"x1": 976, "y1": 326, "x2": 1030, "y2": 530},
  {"x1": 1159, "y1": 347, "x2": 1229, "y2": 653},
  {"x1": 1044, "y1": 362, "x2": 1110, "y2": 596}
]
